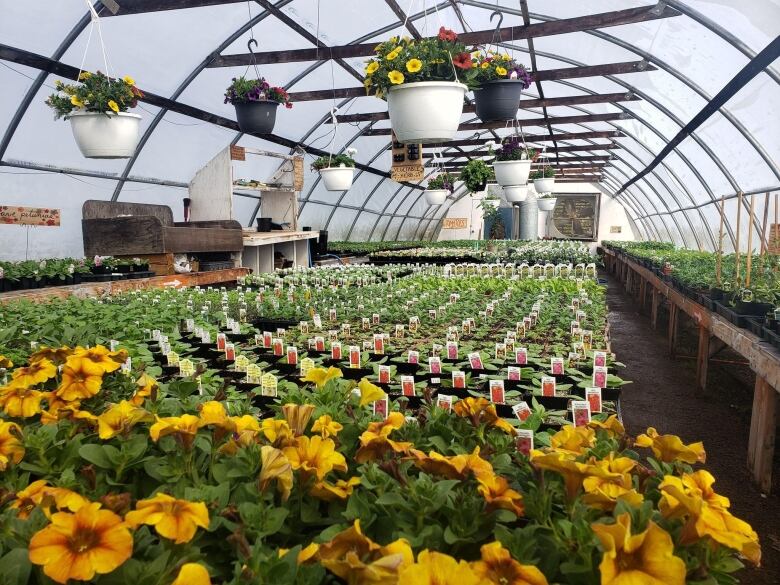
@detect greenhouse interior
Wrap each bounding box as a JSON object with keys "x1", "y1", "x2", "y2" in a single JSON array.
[{"x1": 0, "y1": 1, "x2": 779, "y2": 583}]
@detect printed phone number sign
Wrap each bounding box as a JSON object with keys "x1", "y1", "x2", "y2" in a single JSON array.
[{"x1": 0, "y1": 206, "x2": 60, "y2": 227}]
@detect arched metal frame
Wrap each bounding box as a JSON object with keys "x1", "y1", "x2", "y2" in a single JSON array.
[{"x1": 0, "y1": 1, "x2": 777, "y2": 248}]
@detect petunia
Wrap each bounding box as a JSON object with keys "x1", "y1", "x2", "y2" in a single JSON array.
[
  {"x1": 125, "y1": 493, "x2": 209, "y2": 544},
  {"x1": 452, "y1": 52, "x2": 473, "y2": 69},
  {"x1": 122, "y1": 75, "x2": 136, "y2": 86},
  {"x1": 282, "y1": 403, "x2": 315, "y2": 436},
  {"x1": 0, "y1": 420, "x2": 24, "y2": 471},
  {"x1": 259, "y1": 445, "x2": 294, "y2": 502},
  {"x1": 11, "y1": 358, "x2": 57, "y2": 387},
  {"x1": 149, "y1": 414, "x2": 201, "y2": 449},
  {"x1": 56, "y1": 358, "x2": 103, "y2": 401},
  {"x1": 71, "y1": 345, "x2": 124, "y2": 374},
  {"x1": 108, "y1": 100, "x2": 120, "y2": 113},
  {"x1": 471, "y1": 541, "x2": 548, "y2": 585},
  {"x1": 97, "y1": 400, "x2": 152, "y2": 439},
  {"x1": 0, "y1": 383, "x2": 45, "y2": 418},
  {"x1": 365, "y1": 61, "x2": 379, "y2": 75},
  {"x1": 172, "y1": 563, "x2": 211, "y2": 585},
  {"x1": 10, "y1": 480, "x2": 88, "y2": 519},
  {"x1": 357, "y1": 378, "x2": 386, "y2": 407},
  {"x1": 406, "y1": 58, "x2": 422, "y2": 73},
  {"x1": 131, "y1": 372, "x2": 158, "y2": 405},
  {"x1": 355, "y1": 411, "x2": 412, "y2": 462},
  {"x1": 549, "y1": 425, "x2": 596, "y2": 454},
  {"x1": 388, "y1": 70, "x2": 405, "y2": 85},
  {"x1": 635, "y1": 427, "x2": 706, "y2": 464},
  {"x1": 301, "y1": 366, "x2": 343, "y2": 389},
  {"x1": 476, "y1": 474, "x2": 525, "y2": 517},
  {"x1": 453, "y1": 396, "x2": 515, "y2": 434},
  {"x1": 262, "y1": 418, "x2": 294, "y2": 447},
  {"x1": 399, "y1": 550, "x2": 481, "y2": 584},
  {"x1": 283, "y1": 435, "x2": 347, "y2": 481},
  {"x1": 309, "y1": 476, "x2": 361, "y2": 501}
]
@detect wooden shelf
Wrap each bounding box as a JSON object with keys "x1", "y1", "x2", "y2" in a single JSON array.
[
  {"x1": 241, "y1": 230, "x2": 319, "y2": 273},
  {"x1": 0, "y1": 268, "x2": 250, "y2": 304},
  {"x1": 242, "y1": 230, "x2": 320, "y2": 246}
]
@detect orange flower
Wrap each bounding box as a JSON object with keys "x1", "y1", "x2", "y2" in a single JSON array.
[
  {"x1": 28, "y1": 502, "x2": 133, "y2": 584},
  {"x1": 11, "y1": 358, "x2": 57, "y2": 387},
  {"x1": 149, "y1": 414, "x2": 201, "y2": 449},
  {"x1": 283, "y1": 435, "x2": 347, "y2": 481},
  {"x1": 125, "y1": 493, "x2": 209, "y2": 544},
  {"x1": 70, "y1": 345, "x2": 125, "y2": 374},
  {"x1": 453, "y1": 397, "x2": 515, "y2": 434},
  {"x1": 408, "y1": 447, "x2": 493, "y2": 481},
  {"x1": 310, "y1": 477, "x2": 361, "y2": 501},
  {"x1": 476, "y1": 474, "x2": 524, "y2": 517},
  {"x1": 635, "y1": 427, "x2": 705, "y2": 464},
  {"x1": 355, "y1": 411, "x2": 412, "y2": 463},
  {"x1": 10, "y1": 480, "x2": 88, "y2": 519},
  {"x1": 172, "y1": 563, "x2": 212, "y2": 585},
  {"x1": 0, "y1": 420, "x2": 24, "y2": 470},
  {"x1": 29, "y1": 346, "x2": 72, "y2": 365},
  {"x1": 262, "y1": 418, "x2": 294, "y2": 447},
  {"x1": 282, "y1": 403, "x2": 315, "y2": 436},
  {"x1": 471, "y1": 541, "x2": 548, "y2": 585},
  {"x1": 0, "y1": 382, "x2": 45, "y2": 417},
  {"x1": 56, "y1": 357, "x2": 103, "y2": 401}
]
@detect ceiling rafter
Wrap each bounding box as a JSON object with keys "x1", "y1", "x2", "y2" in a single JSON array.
[
  {"x1": 423, "y1": 153, "x2": 615, "y2": 161},
  {"x1": 384, "y1": 0, "x2": 422, "y2": 38}
]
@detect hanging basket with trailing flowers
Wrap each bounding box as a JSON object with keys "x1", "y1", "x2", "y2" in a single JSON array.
[
  {"x1": 424, "y1": 172, "x2": 455, "y2": 205},
  {"x1": 364, "y1": 28, "x2": 476, "y2": 144},
  {"x1": 471, "y1": 51, "x2": 533, "y2": 122},
  {"x1": 490, "y1": 136, "x2": 536, "y2": 187},
  {"x1": 312, "y1": 149, "x2": 357, "y2": 191},
  {"x1": 46, "y1": 72, "x2": 143, "y2": 159},
  {"x1": 224, "y1": 76, "x2": 292, "y2": 135}
]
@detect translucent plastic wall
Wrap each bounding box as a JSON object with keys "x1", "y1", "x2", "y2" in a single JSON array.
[{"x1": 0, "y1": 0, "x2": 778, "y2": 259}]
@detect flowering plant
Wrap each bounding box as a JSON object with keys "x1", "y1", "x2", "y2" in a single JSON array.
[
  {"x1": 364, "y1": 28, "x2": 476, "y2": 98},
  {"x1": 46, "y1": 72, "x2": 142, "y2": 119},
  {"x1": 530, "y1": 167, "x2": 555, "y2": 180},
  {"x1": 224, "y1": 76, "x2": 292, "y2": 108},
  {"x1": 427, "y1": 172, "x2": 456, "y2": 192},
  {"x1": 491, "y1": 136, "x2": 537, "y2": 162},
  {"x1": 460, "y1": 159, "x2": 495, "y2": 193},
  {"x1": 311, "y1": 153, "x2": 355, "y2": 171},
  {"x1": 471, "y1": 50, "x2": 533, "y2": 88}
]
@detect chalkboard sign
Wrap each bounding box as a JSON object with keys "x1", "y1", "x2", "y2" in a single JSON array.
[{"x1": 548, "y1": 194, "x2": 599, "y2": 241}]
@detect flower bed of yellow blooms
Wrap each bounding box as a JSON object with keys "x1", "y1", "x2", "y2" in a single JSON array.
[{"x1": 0, "y1": 344, "x2": 761, "y2": 584}]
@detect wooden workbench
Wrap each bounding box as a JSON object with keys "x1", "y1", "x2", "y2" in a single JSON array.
[{"x1": 241, "y1": 230, "x2": 319, "y2": 273}]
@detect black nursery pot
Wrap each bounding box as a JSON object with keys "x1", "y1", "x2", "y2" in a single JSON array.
[
  {"x1": 256, "y1": 217, "x2": 273, "y2": 232},
  {"x1": 473, "y1": 80, "x2": 524, "y2": 122},
  {"x1": 234, "y1": 100, "x2": 279, "y2": 134}
]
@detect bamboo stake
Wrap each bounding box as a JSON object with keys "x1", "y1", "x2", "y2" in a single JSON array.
[
  {"x1": 717, "y1": 195, "x2": 725, "y2": 285},
  {"x1": 735, "y1": 191, "x2": 743, "y2": 287},
  {"x1": 760, "y1": 192, "x2": 770, "y2": 257},
  {"x1": 745, "y1": 194, "x2": 755, "y2": 288}
]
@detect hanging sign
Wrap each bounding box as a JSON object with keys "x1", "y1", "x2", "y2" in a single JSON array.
[
  {"x1": 390, "y1": 131, "x2": 423, "y2": 182},
  {"x1": 442, "y1": 218, "x2": 468, "y2": 229},
  {"x1": 230, "y1": 145, "x2": 246, "y2": 161},
  {"x1": 293, "y1": 156, "x2": 305, "y2": 191},
  {"x1": 0, "y1": 206, "x2": 60, "y2": 226}
]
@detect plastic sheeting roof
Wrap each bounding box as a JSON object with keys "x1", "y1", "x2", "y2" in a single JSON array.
[{"x1": 0, "y1": 0, "x2": 778, "y2": 256}]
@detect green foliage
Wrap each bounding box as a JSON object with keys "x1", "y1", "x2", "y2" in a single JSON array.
[
  {"x1": 311, "y1": 154, "x2": 356, "y2": 171},
  {"x1": 530, "y1": 167, "x2": 555, "y2": 180},
  {"x1": 46, "y1": 72, "x2": 141, "y2": 119},
  {"x1": 459, "y1": 159, "x2": 494, "y2": 193}
]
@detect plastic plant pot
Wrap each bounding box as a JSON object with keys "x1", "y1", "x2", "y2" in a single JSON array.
[
  {"x1": 319, "y1": 166, "x2": 355, "y2": 191},
  {"x1": 424, "y1": 189, "x2": 448, "y2": 205},
  {"x1": 503, "y1": 185, "x2": 528, "y2": 203},
  {"x1": 233, "y1": 100, "x2": 279, "y2": 134},
  {"x1": 492, "y1": 159, "x2": 532, "y2": 187},
  {"x1": 537, "y1": 197, "x2": 558, "y2": 212},
  {"x1": 473, "y1": 80, "x2": 524, "y2": 122},
  {"x1": 387, "y1": 81, "x2": 467, "y2": 143},
  {"x1": 533, "y1": 177, "x2": 556, "y2": 193},
  {"x1": 68, "y1": 111, "x2": 141, "y2": 159}
]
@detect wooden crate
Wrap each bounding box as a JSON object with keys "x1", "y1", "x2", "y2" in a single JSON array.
[{"x1": 116, "y1": 253, "x2": 174, "y2": 276}]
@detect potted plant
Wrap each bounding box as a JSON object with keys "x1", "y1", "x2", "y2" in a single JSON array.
[
  {"x1": 490, "y1": 137, "x2": 535, "y2": 187},
  {"x1": 479, "y1": 196, "x2": 505, "y2": 239},
  {"x1": 531, "y1": 166, "x2": 556, "y2": 193},
  {"x1": 503, "y1": 184, "x2": 528, "y2": 203},
  {"x1": 364, "y1": 28, "x2": 474, "y2": 143},
  {"x1": 312, "y1": 149, "x2": 357, "y2": 191},
  {"x1": 471, "y1": 52, "x2": 532, "y2": 122},
  {"x1": 46, "y1": 72, "x2": 143, "y2": 159},
  {"x1": 537, "y1": 192, "x2": 558, "y2": 212},
  {"x1": 459, "y1": 159, "x2": 494, "y2": 193},
  {"x1": 425, "y1": 173, "x2": 455, "y2": 205},
  {"x1": 224, "y1": 76, "x2": 292, "y2": 134}
]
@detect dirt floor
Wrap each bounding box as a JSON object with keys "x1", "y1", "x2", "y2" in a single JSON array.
[{"x1": 605, "y1": 275, "x2": 780, "y2": 585}]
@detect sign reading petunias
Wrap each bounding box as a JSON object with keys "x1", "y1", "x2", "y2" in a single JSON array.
[{"x1": 0, "y1": 206, "x2": 60, "y2": 226}]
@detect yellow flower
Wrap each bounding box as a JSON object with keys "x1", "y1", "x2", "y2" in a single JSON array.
[
  {"x1": 310, "y1": 477, "x2": 361, "y2": 501},
  {"x1": 259, "y1": 445, "x2": 293, "y2": 502},
  {"x1": 56, "y1": 358, "x2": 104, "y2": 401},
  {"x1": 78, "y1": 72, "x2": 91, "y2": 81},
  {"x1": 481, "y1": 61, "x2": 490, "y2": 69},
  {"x1": 471, "y1": 541, "x2": 548, "y2": 585},
  {"x1": 131, "y1": 372, "x2": 158, "y2": 405},
  {"x1": 635, "y1": 427, "x2": 706, "y2": 464},
  {"x1": 388, "y1": 70, "x2": 405, "y2": 85},
  {"x1": 122, "y1": 75, "x2": 135, "y2": 86},
  {"x1": 0, "y1": 421, "x2": 24, "y2": 471},
  {"x1": 549, "y1": 425, "x2": 595, "y2": 454},
  {"x1": 11, "y1": 358, "x2": 57, "y2": 387},
  {"x1": 312, "y1": 414, "x2": 343, "y2": 438},
  {"x1": 365, "y1": 61, "x2": 380, "y2": 75},
  {"x1": 262, "y1": 418, "x2": 294, "y2": 447},
  {"x1": 70, "y1": 95, "x2": 85, "y2": 108},
  {"x1": 588, "y1": 415, "x2": 625, "y2": 436},
  {"x1": 282, "y1": 403, "x2": 315, "y2": 436},
  {"x1": 0, "y1": 383, "x2": 45, "y2": 418},
  {"x1": 581, "y1": 453, "x2": 643, "y2": 511},
  {"x1": 172, "y1": 563, "x2": 211, "y2": 585},
  {"x1": 30, "y1": 346, "x2": 72, "y2": 365},
  {"x1": 301, "y1": 366, "x2": 343, "y2": 389},
  {"x1": 10, "y1": 480, "x2": 88, "y2": 519},
  {"x1": 108, "y1": 100, "x2": 120, "y2": 113},
  {"x1": 28, "y1": 502, "x2": 133, "y2": 584},
  {"x1": 197, "y1": 400, "x2": 234, "y2": 431},
  {"x1": 71, "y1": 345, "x2": 124, "y2": 374},
  {"x1": 406, "y1": 58, "x2": 422, "y2": 73},
  {"x1": 399, "y1": 550, "x2": 482, "y2": 585},
  {"x1": 97, "y1": 400, "x2": 152, "y2": 439},
  {"x1": 386, "y1": 47, "x2": 402, "y2": 61},
  {"x1": 408, "y1": 447, "x2": 493, "y2": 481},
  {"x1": 125, "y1": 493, "x2": 209, "y2": 544},
  {"x1": 476, "y1": 474, "x2": 525, "y2": 517},
  {"x1": 149, "y1": 414, "x2": 201, "y2": 449},
  {"x1": 355, "y1": 411, "x2": 412, "y2": 462},
  {"x1": 530, "y1": 450, "x2": 595, "y2": 500},
  {"x1": 283, "y1": 435, "x2": 347, "y2": 481},
  {"x1": 0, "y1": 355, "x2": 12, "y2": 369},
  {"x1": 495, "y1": 66, "x2": 507, "y2": 76},
  {"x1": 591, "y1": 513, "x2": 686, "y2": 585},
  {"x1": 453, "y1": 397, "x2": 515, "y2": 434},
  {"x1": 357, "y1": 378, "x2": 386, "y2": 406}
]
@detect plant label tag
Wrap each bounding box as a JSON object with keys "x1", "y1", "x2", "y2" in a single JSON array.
[
  {"x1": 576, "y1": 310, "x2": 587, "y2": 321},
  {"x1": 349, "y1": 346, "x2": 361, "y2": 368},
  {"x1": 272, "y1": 338, "x2": 283, "y2": 357},
  {"x1": 437, "y1": 394, "x2": 453, "y2": 412},
  {"x1": 231, "y1": 322, "x2": 241, "y2": 335},
  {"x1": 152, "y1": 329, "x2": 161, "y2": 341},
  {"x1": 120, "y1": 357, "x2": 132, "y2": 376},
  {"x1": 431, "y1": 343, "x2": 442, "y2": 358},
  {"x1": 166, "y1": 351, "x2": 180, "y2": 366},
  {"x1": 331, "y1": 342, "x2": 342, "y2": 360},
  {"x1": 216, "y1": 333, "x2": 226, "y2": 351},
  {"x1": 315, "y1": 336, "x2": 325, "y2": 352},
  {"x1": 515, "y1": 429, "x2": 533, "y2": 455},
  {"x1": 378, "y1": 365, "x2": 391, "y2": 384},
  {"x1": 300, "y1": 357, "x2": 314, "y2": 377},
  {"x1": 447, "y1": 342, "x2": 458, "y2": 360},
  {"x1": 452, "y1": 371, "x2": 466, "y2": 389},
  {"x1": 571, "y1": 400, "x2": 591, "y2": 427},
  {"x1": 277, "y1": 328, "x2": 286, "y2": 338},
  {"x1": 362, "y1": 317, "x2": 370, "y2": 330},
  {"x1": 373, "y1": 396, "x2": 389, "y2": 418},
  {"x1": 202, "y1": 331, "x2": 211, "y2": 344},
  {"x1": 542, "y1": 376, "x2": 556, "y2": 397},
  {"x1": 329, "y1": 308, "x2": 337, "y2": 321},
  {"x1": 372, "y1": 313, "x2": 380, "y2": 325},
  {"x1": 429, "y1": 357, "x2": 442, "y2": 375},
  {"x1": 234, "y1": 355, "x2": 249, "y2": 373},
  {"x1": 263, "y1": 331, "x2": 272, "y2": 348},
  {"x1": 593, "y1": 351, "x2": 607, "y2": 368},
  {"x1": 179, "y1": 358, "x2": 194, "y2": 377},
  {"x1": 328, "y1": 330, "x2": 338, "y2": 342},
  {"x1": 373, "y1": 334, "x2": 385, "y2": 354},
  {"x1": 523, "y1": 316, "x2": 532, "y2": 330},
  {"x1": 469, "y1": 352, "x2": 484, "y2": 370},
  {"x1": 224, "y1": 344, "x2": 236, "y2": 361},
  {"x1": 593, "y1": 366, "x2": 607, "y2": 388},
  {"x1": 407, "y1": 350, "x2": 419, "y2": 364},
  {"x1": 300, "y1": 321, "x2": 309, "y2": 334},
  {"x1": 286, "y1": 346, "x2": 298, "y2": 366},
  {"x1": 261, "y1": 373, "x2": 278, "y2": 397},
  {"x1": 395, "y1": 324, "x2": 405, "y2": 339},
  {"x1": 551, "y1": 357, "x2": 564, "y2": 376},
  {"x1": 571, "y1": 320, "x2": 580, "y2": 335},
  {"x1": 516, "y1": 348, "x2": 528, "y2": 365},
  {"x1": 512, "y1": 401, "x2": 532, "y2": 422},
  {"x1": 507, "y1": 366, "x2": 521, "y2": 381},
  {"x1": 489, "y1": 379, "x2": 505, "y2": 404},
  {"x1": 401, "y1": 375, "x2": 415, "y2": 396},
  {"x1": 429, "y1": 309, "x2": 437, "y2": 320},
  {"x1": 586, "y1": 387, "x2": 602, "y2": 413},
  {"x1": 313, "y1": 314, "x2": 322, "y2": 329},
  {"x1": 246, "y1": 364, "x2": 262, "y2": 385},
  {"x1": 409, "y1": 316, "x2": 419, "y2": 332}
]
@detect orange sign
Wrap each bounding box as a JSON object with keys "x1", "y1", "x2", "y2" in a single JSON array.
[
  {"x1": 0, "y1": 206, "x2": 60, "y2": 226},
  {"x1": 229, "y1": 145, "x2": 246, "y2": 161},
  {"x1": 442, "y1": 217, "x2": 468, "y2": 229}
]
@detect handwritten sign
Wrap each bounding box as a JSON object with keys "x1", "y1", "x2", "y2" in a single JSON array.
[
  {"x1": 293, "y1": 156, "x2": 304, "y2": 191},
  {"x1": 442, "y1": 217, "x2": 468, "y2": 229},
  {"x1": 391, "y1": 164, "x2": 424, "y2": 182},
  {"x1": 0, "y1": 206, "x2": 60, "y2": 226},
  {"x1": 769, "y1": 224, "x2": 780, "y2": 254},
  {"x1": 229, "y1": 145, "x2": 246, "y2": 161}
]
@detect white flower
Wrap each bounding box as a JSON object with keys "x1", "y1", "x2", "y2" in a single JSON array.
[{"x1": 346, "y1": 147, "x2": 358, "y2": 157}]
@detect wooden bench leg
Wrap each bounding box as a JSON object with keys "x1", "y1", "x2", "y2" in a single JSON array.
[
  {"x1": 651, "y1": 288, "x2": 659, "y2": 329},
  {"x1": 695, "y1": 325, "x2": 710, "y2": 393},
  {"x1": 748, "y1": 376, "x2": 777, "y2": 493},
  {"x1": 668, "y1": 304, "x2": 679, "y2": 356}
]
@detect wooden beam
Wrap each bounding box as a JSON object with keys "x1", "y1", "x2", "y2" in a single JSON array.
[
  {"x1": 208, "y1": 4, "x2": 680, "y2": 66},
  {"x1": 423, "y1": 153, "x2": 614, "y2": 161},
  {"x1": 421, "y1": 146, "x2": 619, "y2": 157},
  {"x1": 384, "y1": 0, "x2": 422, "y2": 38},
  {"x1": 331, "y1": 92, "x2": 638, "y2": 123},
  {"x1": 419, "y1": 131, "x2": 623, "y2": 148},
  {"x1": 440, "y1": 163, "x2": 607, "y2": 172},
  {"x1": 102, "y1": 0, "x2": 245, "y2": 16},
  {"x1": 748, "y1": 376, "x2": 777, "y2": 493},
  {"x1": 696, "y1": 325, "x2": 710, "y2": 393}
]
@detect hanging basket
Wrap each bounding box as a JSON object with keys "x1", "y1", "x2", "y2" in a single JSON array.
[
  {"x1": 473, "y1": 80, "x2": 524, "y2": 122},
  {"x1": 68, "y1": 111, "x2": 141, "y2": 159},
  {"x1": 319, "y1": 166, "x2": 355, "y2": 191},
  {"x1": 424, "y1": 189, "x2": 448, "y2": 205},
  {"x1": 503, "y1": 185, "x2": 528, "y2": 203},
  {"x1": 234, "y1": 100, "x2": 279, "y2": 134},
  {"x1": 492, "y1": 159, "x2": 532, "y2": 187},
  {"x1": 387, "y1": 81, "x2": 467, "y2": 144},
  {"x1": 537, "y1": 197, "x2": 557, "y2": 212},
  {"x1": 533, "y1": 177, "x2": 556, "y2": 193}
]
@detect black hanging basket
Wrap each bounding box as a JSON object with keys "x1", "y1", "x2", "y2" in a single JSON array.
[
  {"x1": 234, "y1": 100, "x2": 279, "y2": 134},
  {"x1": 473, "y1": 80, "x2": 524, "y2": 122}
]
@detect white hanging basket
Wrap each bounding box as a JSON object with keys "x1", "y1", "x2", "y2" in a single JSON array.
[
  {"x1": 319, "y1": 166, "x2": 355, "y2": 191},
  {"x1": 537, "y1": 197, "x2": 557, "y2": 212},
  {"x1": 68, "y1": 111, "x2": 141, "y2": 159},
  {"x1": 503, "y1": 185, "x2": 528, "y2": 203},
  {"x1": 533, "y1": 177, "x2": 556, "y2": 193},
  {"x1": 424, "y1": 189, "x2": 448, "y2": 205},
  {"x1": 492, "y1": 159, "x2": 532, "y2": 187},
  {"x1": 387, "y1": 81, "x2": 467, "y2": 144}
]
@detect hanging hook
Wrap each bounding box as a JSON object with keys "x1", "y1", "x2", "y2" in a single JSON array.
[
  {"x1": 490, "y1": 11, "x2": 504, "y2": 44},
  {"x1": 247, "y1": 38, "x2": 259, "y2": 56}
]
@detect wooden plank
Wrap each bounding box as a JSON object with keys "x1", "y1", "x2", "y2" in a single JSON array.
[
  {"x1": 696, "y1": 325, "x2": 710, "y2": 392},
  {"x1": 207, "y1": 5, "x2": 680, "y2": 66},
  {"x1": 102, "y1": 0, "x2": 246, "y2": 15},
  {"x1": 651, "y1": 288, "x2": 659, "y2": 329},
  {"x1": 668, "y1": 301, "x2": 678, "y2": 356},
  {"x1": 423, "y1": 153, "x2": 615, "y2": 161},
  {"x1": 423, "y1": 131, "x2": 622, "y2": 149},
  {"x1": 747, "y1": 376, "x2": 777, "y2": 493}
]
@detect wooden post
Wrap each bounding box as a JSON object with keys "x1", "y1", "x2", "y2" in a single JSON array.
[
  {"x1": 760, "y1": 192, "x2": 770, "y2": 257},
  {"x1": 745, "y1": 194, "x2": 756, "y2": 288},
  {"x1": 651, "y1": 288, "x2": 660, "y2": 329},
  {"x1": 717, "y1": 195, "x2": 725, "y2": 286},
  {"x1": 695, "y1": 325, "x2": 710, "y2": 393},
  {"x1": 735, "y1": 191, "x2": 743, "y2": 287},
  {"x1": 640, "y1": 278, "x2": 647, "y2": 311},
  {"x1": 747, "y1": 376, "x2": 777, "y2": 493},
  {"x1": 668, "y1": 304, "x2": 679, "y2": 356}
]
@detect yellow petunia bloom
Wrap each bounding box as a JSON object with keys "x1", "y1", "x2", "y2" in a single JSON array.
[
  {"x1": 408, "y1": 447, "x2": 493, "y2": 481},
  {"x1": 355, "y1": 411, "x2": 411, "y2": 462},
  {"x1": 259, "y1": 445, "x2": 293, "y2": 502},
  {"x1": 309, "y1": 476, "x2": 361, "y2": 501},
  {"x1": 10, "y1": 479, "x2": 88, "y2": 519},
  {"x1": 125, "y1": 493, "x2": 209, "y2": 544},
  {"x1": 197, "y1": 400, "x2": 234, "y2": 431},
  {"x1": 471, "y1": 541, "x2": 548, "y2": 585},
  {"x1": 56, "y1": 358, "x2": 104, "y2": 402},
  {"x1": 635, "y1": 427, "x2": 706, "y2": 464},
  {"x1": 406, "y1": 58, "x2": 422, "y2": 73},
  {"x1": 282, "y1": 403, "x2": 315, "y2": 436},
  {"x1": 0, "y1": 355, "x2": 12, "y2": 369},
  {"x1": 530, "y1": 450, "x2": 604, "y2": 501},
  {"x1": 108, "y1": 100, "x2": 120, "y2": 113},
  {"x1": 365, "y1": 61, "x2": 380, "y2": 75},
  {"x1": 453, "y1": 396, "x2": 515, "y2": 434},
  {"x1": 172, "y1": 563, "x2": 211, "y2": 585},
  {"x1": 123, "y1": 75, "x2": 135, "y2": 86},
  {"x1": 495, "y1": 66, "x2": 507, "y2": 76},
  {"x1": 0, "y1": 383, "x2": 45, "y2": 418},
  {"x1": 149, "y1": 414, "x2": 201, "y2": 449},
  {"x1": 283, "y1": 435, "x2": 347, "y2": 481},
  {"x1": 388, "y1": 70, "x2": 405, "y2": 85},
  {"x1": 70, "y1": 95, "x2": 85, "y2": 108},
  {"x1": 302, "y1": 366, "x2": 343, "y2": 389},
  {"x1": 549, "y1": 425, "x2": 596, "y2": 454},
  {"x1": 71, "y1": 345, "x2": 124, "y2": 374},
  {"x1": 97, "y1": 400, "x2": 152, "y2": 440},
  {"x1": 30, "y1": 346, "x2": 72, "y2": 365},
  {"x1": 481, "y1": 61, "x2": 490, "y2": 69},
  {"x1": 592, "y1": 513, "x2": 686, "y2": 585},
  {"x1": 588, "y1": 415, "x2": 625, "y2": 436},
  {"x1": 312, "y1": 414, "x2": 343, "y2": 438},
  {"x1": 399, "y1": 550, "x2": 482, "y2": 585},
  {"x1": 12, "y1": 358, "x2": 57, "y2": 387},
  {"x1": 357, "y1": 378, "x2": 386, "y2": 406},
  {"x1": 262, "y1": 418, "x2": 294, "y2": 447},
  {"x1": 0, "y1": 421, "x2": 24, "y2": 471},
  {"x1": 28, "y1": 502, "x2": 133, "y2": 584},
  {"x1": 581, "y1": 453, "x2": 643, "y2": 511},
  {"x1": 386, "y1": 47, "x2": 402, "y2": 61},
  {"x1": 476, "y1": 473, "x2": 525, "y2": 517},
  {"x1": 131, "y1": 372, "x2": 158, "y2": 406}
]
